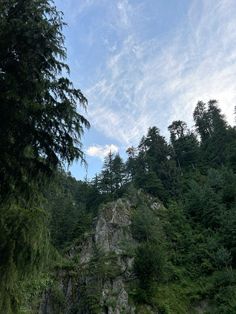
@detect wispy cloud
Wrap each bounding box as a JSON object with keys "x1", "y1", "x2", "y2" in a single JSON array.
[
  {"x1": 85, "y1": 0, "x2": 236, "y2": 145},
  {"x1": 86, "y1": 144, "x2": 119, "y2": 159},
  {"x1": 60, "y1": 0, "x2": 97, "y2": 22},
  {"x1": 117, "y1": 0, "x2": 131, "y2": 28}
]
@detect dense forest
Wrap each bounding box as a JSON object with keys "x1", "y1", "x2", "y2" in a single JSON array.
[
  {"x1": 1, "y1": 1, "x2": 236, "y2": 313},
  {"x1": 42, "y1": 100, "x2": 236, "y2": 313}
]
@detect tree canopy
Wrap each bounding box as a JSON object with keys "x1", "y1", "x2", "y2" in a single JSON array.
[
  {"x1": 0, "y1": 0, "x2": 89, "y2": 200},
  {"x1": 0, "y1": 1, "x2": 89, "y2": 312}
]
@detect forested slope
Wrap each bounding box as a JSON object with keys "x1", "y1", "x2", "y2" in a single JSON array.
[{"x1": 23, "y1": 101, "x2": 236, "y2": 313}]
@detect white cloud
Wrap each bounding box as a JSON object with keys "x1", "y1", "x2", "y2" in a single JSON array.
[
  {"x1": 64, "y1": 0, "x2": 96, "y2": 20},
  {"x1": 117, "y1": 0, "x2": 131, "y2": 28},
  {"x1": 85, "y1": 0, "x2": 236, "y2": 145},
  {"x1": 86, "y1": 144, "x2": 119, "y2": 159}
]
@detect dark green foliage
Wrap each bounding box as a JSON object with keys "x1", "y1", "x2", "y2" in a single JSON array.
[
  {"x1": 84, "y1": 99, "x2": 236, "y2": 312},
  {"x1": 130, "y1": 195, "x2": 167, "y2": 303},
  {"x1": 193, "y1": 100, "x2": 234, "y2": 167},
  {"x1": 0, "y1": 1, "x2": 89, "y2": 312},
  {"x1": 0, "y1": 198, "x2": 49, "y2": 313},
  {"x1": 134, "y1": 243, "x2": 165, "y2": 288},
  {"x1": 98, "y1": 152, "x2": 126, "y2": 197},
  {"x1": 124, "y1": 128, "x2": 176, "y2": 202},
  {"x1": 168, "y1": 120, "x2": 199, "y2": 170},
  {"x1": 0, "y1": 0, "x2": 89, "y2": 199},
  {"x1": 102, "y1": 100, "x2": 236, "y2": 312},
  {"x1": 77, "y1": 248, "x2": 121, "y2": 314},
  {"x1": 46, "y1": 171, "x2": 101, "y2": 249},
  {"x1": 45, "y1": 100, "x2": 235, "y2": 313},
  {"x1": 137, "y1": 127, "x2": 174, "y2": 201}
]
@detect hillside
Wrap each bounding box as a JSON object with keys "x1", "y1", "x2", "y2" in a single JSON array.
[
  {"x1": 22, "y1": 187, "x2": 236, "y2": 313},
  {"x1": 14, "y1": 100, "x2": 236, "y2": 314}
]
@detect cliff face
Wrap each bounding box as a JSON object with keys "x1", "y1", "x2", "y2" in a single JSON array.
[
  {"x1": 77, "y1": 198, "x2": 136, "y2": 314},
  {"x1": 36, "y1": 193, "x2": 213, "y2": 314},
  {"x1": 39, "y1": 197, "x2": 153, "y2": 314}
]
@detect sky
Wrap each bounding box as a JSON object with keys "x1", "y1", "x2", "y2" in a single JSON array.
[{"x1": 54, "y1": 0, "x2": 236, "y2": 180}]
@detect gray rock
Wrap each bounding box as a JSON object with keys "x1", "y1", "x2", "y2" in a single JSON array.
[{"x1": 39, "y1": 197, "x2": 160, "y2": 313}]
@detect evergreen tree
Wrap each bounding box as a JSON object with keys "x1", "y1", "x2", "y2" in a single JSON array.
[
  {"x1": 99, "y1": 152, "x2": 115, "y2": 194},
  {"x1": 193, "y1": 101, "x2": 211, "y2": 142},
  {"x1": 137, "y1": 127, "x2": 174, "y2": 200},
  {"x1": 112, "y1": 154, "x2": 126, "y2": 191},
  {"x1": 193, "y1": 100, "x2": 230, "y2": 166},
  {"x1": 168, "y1": 120, "x2": 199, "y2": 170},
  {"x1": 140, "y1": 127, "x2": 169, "y2": 169},
  {"x1": 0, "y1": 0, "x2": 89, "y2": 199},
  {"x1": 0, "y1": 1, "x2": 89, "y2": 311},
  {"x1": 98, "y1": 152, "x2": 125, "y2": 195},
  {"x1": 126, "y1": 146, "x2": 138, "y2": 181}
]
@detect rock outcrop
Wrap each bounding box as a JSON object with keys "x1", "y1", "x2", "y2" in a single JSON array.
[{"x1": 40, "y1": 198, "x2": 138, "y2": 314}]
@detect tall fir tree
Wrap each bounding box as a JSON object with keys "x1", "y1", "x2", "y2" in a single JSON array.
[{"x1": 0, "y1": 1, "x2": 89, "y2": 311}]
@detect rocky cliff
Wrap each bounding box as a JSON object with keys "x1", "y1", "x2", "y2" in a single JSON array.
[
  {"x1": 39, "y1": 196, "x2": 155, "y2": 314},
  {"x1": 34, "y1": 191, "x2": 216, "y2": 314}
]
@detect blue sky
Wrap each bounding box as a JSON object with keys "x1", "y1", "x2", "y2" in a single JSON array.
[{"x1": 54, "y1": 0, "x2": 236, "y2": 180}]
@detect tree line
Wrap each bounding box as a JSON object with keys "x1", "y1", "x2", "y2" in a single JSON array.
[
  {"x1": 93, "y1": 100, "x2": 236, "y2": 205},
  {"x1": 47, "y1": 100, "x2": 236, "y2": 313}
]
